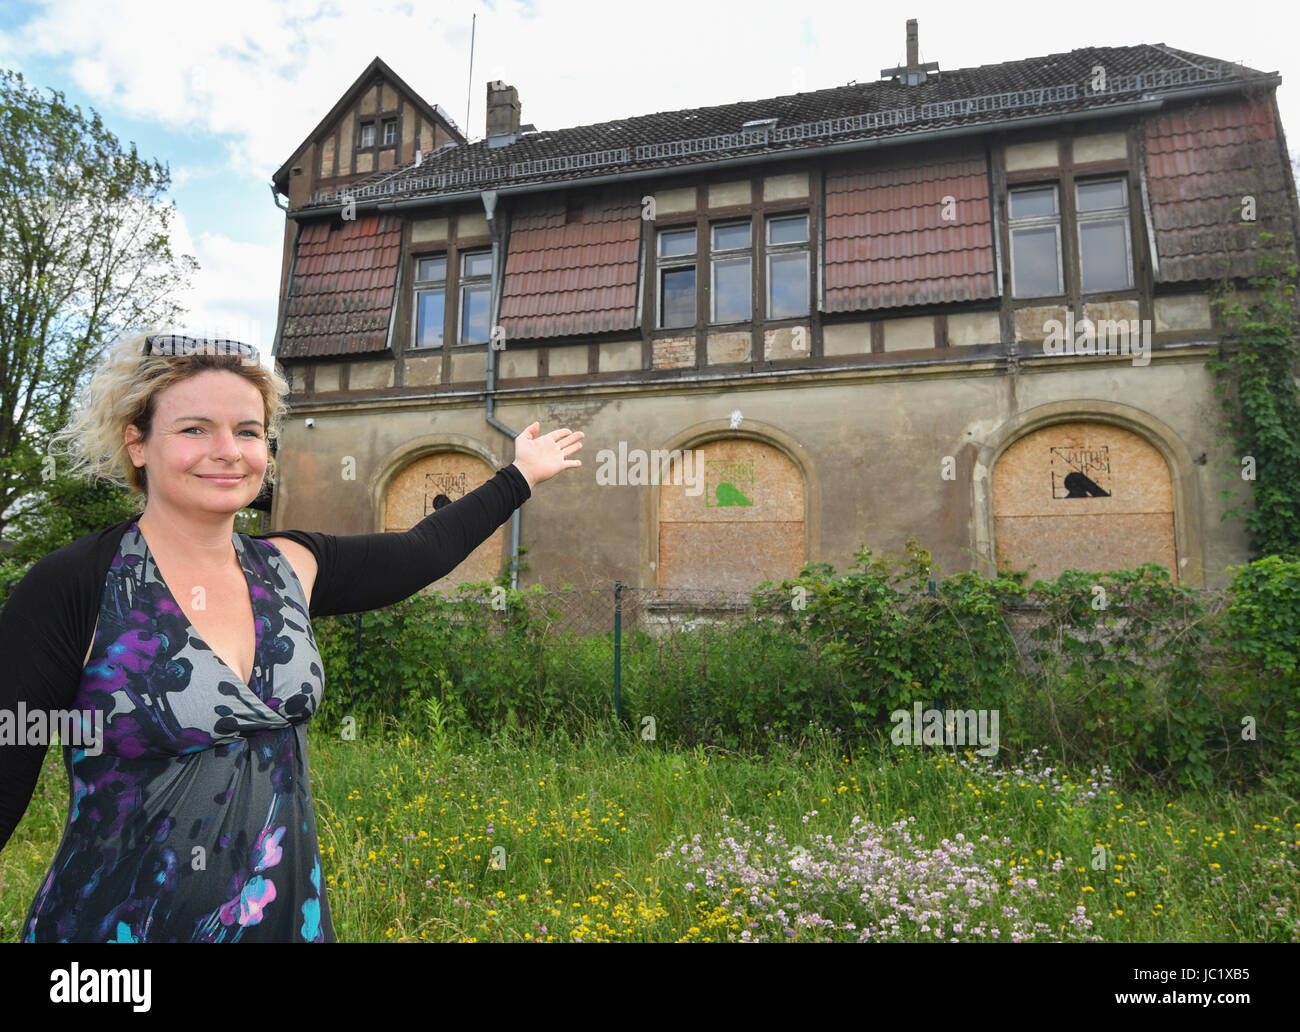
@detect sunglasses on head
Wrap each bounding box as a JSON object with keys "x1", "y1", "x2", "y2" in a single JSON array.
[{"x1": 143, "y1": 335, "x2": 260, "y2": 363}]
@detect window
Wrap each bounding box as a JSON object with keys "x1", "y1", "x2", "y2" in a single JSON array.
[
  {"x1": 766, "y1": 214, "x2": 809, "y2": 318},
  {"x1": 383, "y1": 119, "x2": 397, "y2": 145},
  {"x1": 459, "y1": 251, "x2": 492, "y2": 345},
  {"x1": 711, "y1": 221, "x2": 751, "y2": 322},
  {"x1": 412, "y1": 252, "x2": 492, "y2": 348},
  {"x1": 1008, "y1": 185, "x2": 1063, "y2": 298},
  {"x1": 413, "y1": 256, "x2": 447, "y2": 348},
  {"x1": 654, "y1": 206, "x2": 812, "y2": 331},
  {"x1": 658, "y1": 227, "x2": 696, "y2": 328},
  {"x1": 360, "y1": 122, "x2": 375, "y2": 149},
  {"x1": 1076, "y1": 179, "x2": 1132, "y2": 292}
]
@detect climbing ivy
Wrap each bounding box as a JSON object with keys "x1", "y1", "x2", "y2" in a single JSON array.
[{"x1": 1207, "y1": 231, "x2": 1300, "y2": 559}]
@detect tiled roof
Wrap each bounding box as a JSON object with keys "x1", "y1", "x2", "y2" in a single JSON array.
[
  {"x1": 301, "y1": 43, "x2": 1269, "y2": 210},
  {"x1": 275, "y1": 43, "x2": 1291, "y2": 359},
  {"x1": 498, "y1": 188, "x2": 642, "y2": 339},
  {"x1": 825, "y1": 140, "x2": 996, "y2": 310},
  {"x1": 1143, "y1": 94, "x2": 1292, "y2": 282},
  {"x1": 278, "y1": 213, "x2": 403, "y2": 358}
]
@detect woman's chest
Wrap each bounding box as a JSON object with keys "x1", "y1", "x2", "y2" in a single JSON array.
[
  {"x1": 77, "y1": 539, "x2": 327, "y2": 755},
  {"x1": 161, "y1": 565, "x2": 258, "y2": 685}
]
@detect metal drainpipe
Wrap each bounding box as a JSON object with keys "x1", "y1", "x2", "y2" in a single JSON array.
[{"x1": 481, "y1": 189, "x2": 522, "y2": 589}]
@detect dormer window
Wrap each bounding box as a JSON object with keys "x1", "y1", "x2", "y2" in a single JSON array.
[
  {"x1": 711, "y1": 221, "x2": 752, "y2": 323},
  {"x1": 658, "y1": 227, "x2": 697, "y2": 329},
  {"x1": 382, "y1": 119, "x2": 397, "y2": 145},
  {"x1": 1009, "y1": 186, "x2": 1062, "y2": 298},
  {"x1": 359, "y1": 122, "x2": 375, "y2": 149},
  {"x1": 1076, "y1": 179, "x2": 1132, "y2": 292},
  {"x1": 1007, "y1": 177, "x2": 1134, "y2": 299}
]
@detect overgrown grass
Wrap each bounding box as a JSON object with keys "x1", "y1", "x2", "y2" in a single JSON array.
[
  {"x1": 309, "y1": 552, "x2": 1300, "y2": 792},
  {"x1": 4, "y1": 721, "x2": 1296, "y2": 942}
]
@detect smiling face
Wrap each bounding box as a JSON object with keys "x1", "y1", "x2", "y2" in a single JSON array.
[{"x1": 125, "y1": 369, "x2": 269, "y2": 522}]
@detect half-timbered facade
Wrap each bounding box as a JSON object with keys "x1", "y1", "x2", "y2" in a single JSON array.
[{"x1": 267, "y1": 25, "x2": 1300, "y2": 592}]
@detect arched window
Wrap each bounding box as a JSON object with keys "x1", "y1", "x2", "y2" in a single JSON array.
[
  {"x1": 992, "y1": 421, "x2": 1177, "y2": 582},
  {"x1": 384, "y1": 452, "x2": 507, "y2": 593},
  {"x1": 657, "y1": 438, "x2": 805, "y2": 591}
]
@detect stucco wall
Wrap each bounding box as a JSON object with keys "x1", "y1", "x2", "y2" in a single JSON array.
[{"x1": 268, "y1": 349, "x2": 1248, "y2": 591}]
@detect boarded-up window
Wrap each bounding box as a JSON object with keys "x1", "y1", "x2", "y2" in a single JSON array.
[
  {"x1": 993, "y1": 421, "x2": 1177, "y2": 582},
  {"x1": 658, "y1": 439, "x2": 804, "y2": 592},
  {"x1": 384, "y1": 453, "x2": 506, "y2": 593}
]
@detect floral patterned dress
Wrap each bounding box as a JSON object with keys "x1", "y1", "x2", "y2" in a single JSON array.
[{"x1": 21, "y1": 522, "x2": 332, "y2": 942}]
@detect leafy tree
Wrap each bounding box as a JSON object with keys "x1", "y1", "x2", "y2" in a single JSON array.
[{"x1": 0, "y1": 68, "x2": 196, "y2": 553}]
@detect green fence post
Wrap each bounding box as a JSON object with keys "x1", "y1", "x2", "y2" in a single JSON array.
[{"x1": 614, "y1": 580, "x2": 623, "y2": 723}]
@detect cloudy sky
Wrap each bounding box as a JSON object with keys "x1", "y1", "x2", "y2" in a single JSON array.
[{"x1": 0, "y1": 0, "x2": 1293, "y2": 361}]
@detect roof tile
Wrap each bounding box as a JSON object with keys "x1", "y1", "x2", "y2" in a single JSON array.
[
  {"x1": 279, "y1": 213, "x2": 403, "y2": 359},
  {"x1": 1143, "y1": 94, "x2": 1291, "y2": 282},
  {"x1": 304, "y1": 43, "x2": 1265, "y2": 209},
  {"x1": 825, "y1": 141, "x2": 997, "y2": 311}
]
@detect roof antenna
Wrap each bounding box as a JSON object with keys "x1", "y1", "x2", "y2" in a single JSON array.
[{"x1": 465, "y1": 13, "x2": 476, "y2": 142}]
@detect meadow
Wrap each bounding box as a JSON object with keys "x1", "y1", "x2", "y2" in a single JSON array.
[
  {"x1": 3, "y1": 717, "x2": 1296, "y2": 942},
  {"x1": 4, "y1": 551, "x2": 1298, "y2": 942}
]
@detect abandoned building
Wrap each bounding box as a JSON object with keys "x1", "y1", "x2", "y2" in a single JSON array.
[{"x1": 265, "y1": 22, "x2": 1300, "y2": 594}]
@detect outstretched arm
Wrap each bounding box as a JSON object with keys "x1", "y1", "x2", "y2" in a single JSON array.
[
  {"x1": 258, "y1": 422, "x2": 583, "y2": 619},
  {"x1": 260, "y1": 465, "x2": 527, "y2": 618}
]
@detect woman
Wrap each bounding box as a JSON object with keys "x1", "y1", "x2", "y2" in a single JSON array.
[{"x1": 0, "y1": 331, "x2": 582, "y2": 942}]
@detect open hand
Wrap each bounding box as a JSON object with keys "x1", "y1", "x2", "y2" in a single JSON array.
[{"x1": 511, "y1": 421, "x2": 583, "y2": 489}]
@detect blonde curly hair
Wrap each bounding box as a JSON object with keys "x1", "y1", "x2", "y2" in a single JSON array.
[{"x1": 47, "y1": 330, "x2": 291, "y2": 511}]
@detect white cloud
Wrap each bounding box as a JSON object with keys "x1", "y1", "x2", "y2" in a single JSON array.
[
  {"x1": 4, "y1": 0, "x2": 1295, "y2": 183},
  {"x1": 3, "y1": 0, "x2": 535, "y2": 183},
  {"x1": 165, "y1": 208, "x2": 282, "y2": 358},
  {"x1": 3, "y1": 0, "x2": 1295, "y2": 378}
]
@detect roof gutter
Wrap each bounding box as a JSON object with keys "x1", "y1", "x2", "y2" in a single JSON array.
[
  {"x1": 290, "y1": 79, "x2": 1277, "y2": 220},
  {"x1": 480, "y1": 188, "x2": 523, "y2": 590}
]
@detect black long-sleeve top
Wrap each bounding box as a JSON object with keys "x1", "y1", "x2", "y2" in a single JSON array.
[{"x1": 0, "y1": 462, "x2": 531, "y2": 852}]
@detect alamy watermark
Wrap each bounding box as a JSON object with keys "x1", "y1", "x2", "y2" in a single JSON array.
[
  {"x1": 50, "y1": 963, "x2": 150, "y2": 1011},
  {"x1": 595, "y1": 442, "x2": 704, "y2": 496},
  {"x1": 1041, "y1": 314, "x2": 1151, "y2": 367},
  {"x1": 0, "y1": 703, "x2": 103, "y2": 756},
  {"x1": 890, "y1": 702, "x2": 1000, "y2": 757}
]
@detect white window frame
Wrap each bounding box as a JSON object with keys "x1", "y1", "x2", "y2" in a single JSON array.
[
  {"x1": 458, "y1": 250, "x2": 492, "y2": 345},
  {"x1": 765, "y1": 213, "x2": 810, "y2": 319},
  {"x1": 710, "y1": 220, "x2": 752, "y2": 324},
  {"x1": 657, "y1": 226, "x2": 697, "y2": 329},
  {"x1": 411, "y1": 255, "x2": 447, "y2": 350},
  {"x1": 1076, "y1": 178, "x2": 1133, "y2": 293},
  {"x1": 1008, "y1": 185, "x2": 1064, "y2": 299}
]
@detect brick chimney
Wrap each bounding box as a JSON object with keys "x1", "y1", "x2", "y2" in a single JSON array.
[{"x1": 486, "y1": 81, "x2": 520, "y2": 147}]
